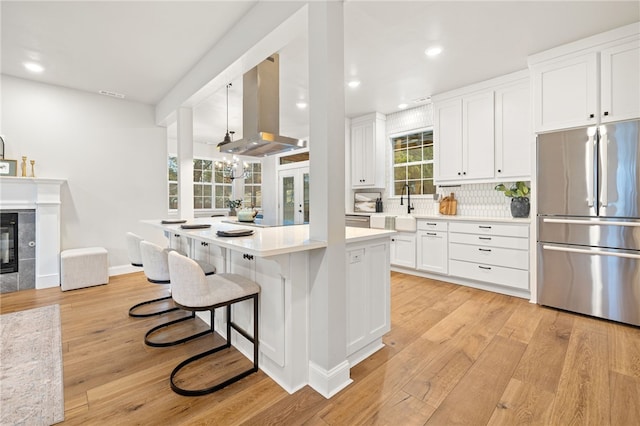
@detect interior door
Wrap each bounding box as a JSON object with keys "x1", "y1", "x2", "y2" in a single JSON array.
[{"x1": 279, "y1": 167, "x2": 309, "y2": 225}]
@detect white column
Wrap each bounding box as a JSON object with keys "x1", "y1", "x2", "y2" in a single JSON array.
[
  {"x1": 177, "y1": 107, "x2": 194, "y2": 218},
  {"x1": 307, "y1": 1, "x2": 349, "y2": 398}
]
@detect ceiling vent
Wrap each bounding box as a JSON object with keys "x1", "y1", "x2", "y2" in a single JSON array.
[{"x1": 98, "y1": 90, "x2": 125, "y2": 99}]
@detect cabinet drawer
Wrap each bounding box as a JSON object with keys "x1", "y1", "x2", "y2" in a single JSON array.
[
  {"x1": 449, "y1": 232, "x2": 529, "y2": 250},
  {"x1": 449, "y1": 221, "x2": 528, "y2": 237},
  {"x1": 449, "y1": 259, "x2": 529, "y2": 290},
  {"x1": 449, "y1": 243, "x2": 528, "y2": 270},
  {"x1": 417, "y1": 220, "x2": 448, "y2": 231}
]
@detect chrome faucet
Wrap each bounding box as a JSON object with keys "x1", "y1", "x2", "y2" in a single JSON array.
[{"x1": 400, "y1": 184, "x2": 414, "y2": 214}]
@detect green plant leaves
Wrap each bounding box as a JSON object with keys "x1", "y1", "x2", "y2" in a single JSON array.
[{"x1": 495, "y1": 181, "x2": 530, "y2": 198}]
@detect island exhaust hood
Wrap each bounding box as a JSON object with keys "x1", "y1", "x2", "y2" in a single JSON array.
[{"x1": 217, "y1": 54, "x2": 307, "y2": 156}]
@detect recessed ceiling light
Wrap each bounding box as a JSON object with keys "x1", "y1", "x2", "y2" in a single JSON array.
[
  {"x1": 347, "y1": 80, "x2": 361, "y2": 88},
  {"x1": 425, "y1": 46, "x2": 443, "y2": 57},
  {"x1": 398, "y1": 103, "x2": 408, "y2": 109},
  {"x1": 296, "y1": 102, "x2": 307, "y2": 109},
  {"x1": 23, "y1": 62, "x2": 44, "y2": 73}
]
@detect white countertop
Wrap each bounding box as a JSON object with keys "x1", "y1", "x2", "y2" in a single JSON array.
[{"x1": 143, "y1": 217, "x2": 395, "y2": 257}]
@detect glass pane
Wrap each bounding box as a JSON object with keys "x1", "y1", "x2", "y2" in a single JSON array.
[
  {"x1": 202, "y1": 170, "x2": 212, "y2": 182},
  {"x1": 169, "y1": 183, "x2": 178, "y2": 196},
  {"x1": 203, "y1": 197, "x2": 212, "y2": 209},
  {"x1": 394, "y1": 149, "x2": 407, "y2": 164},
  {"x1": 303, "y1": 173, "x2": 310, "y2": 224},
  {"x1": 253, "y1": 170, "x2": 262, "y2": 184},
  {"x1": 202, "y1": 160, "x2": 212, "y2": 170},
  {"x1": 215, "y1": 197, "x2": 225, "y2": 209},
  {"x1": 407, "y1": 133, "x2": 421, "y2": 148},
  {"x1": 215, "y1": 186, "x2": 223, "y2": 197},
  {"x1": 407, "y1": 147, "x2": 422, "y2": 162},
  {"x1": 169, "y1": 197, "x2": 178, "y2": 210},
  {"x1": 394, "y1": 181, "x2": 405, "y2": 196},
  {"x1": 422, "y1": 179, "x2": 436, "y2": 195},
  {"x1": 423, "y1": 145, "x2": 433, "y2": 160},
  {"x1": 194, "y1": 197, "x2": 203, "y2": 209},
  {"x1": 282, "y1": 176, "x2": 295, "y2": 225},
  {"x1": 408, "y1": 180, "x2": 422, "y2": 194},
  {"x1": 254, "y1": 187, "x2": 262, "y2": 208},
  {"x1": 422, "y1": 163, "x2": 434, "y2": 178},
  {"x1": 214, "y1": 170, "x2": 225, "y2": 183},
  {"x1": 223, "y1": 186, "x2": 232, "y2": 198},
  {"x1": 194, "y1": 159, "x2": 203, "y2": 169},
  {"x1": 394, "y1": 166, "x2": 406, "y2": 180},
  {"x1": 422, "y1": 131, "x2": 434, "y2": 143},
  {"x1": 407, "y1": 164, "x2": 421, "y2": 179},
  {"x1": 168, "y1": 156, "x2": 178, "y2": 181},
  {"x1": 203, "y1": 185, "x2": 212, "y2": 196},
  {"x1": 194, "y1": 184, "x2": 202, "y2": 196},
  {"x1": 253, "y1": 163, "x2": 261, "y2": 173},
  {"x1": 392, "y1": 137, "x2": 406, "y2": 150}
]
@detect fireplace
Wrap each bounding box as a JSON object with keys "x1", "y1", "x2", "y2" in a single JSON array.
[{"x1": 1, "y1": 212, "x2": 18, "y2": 274}]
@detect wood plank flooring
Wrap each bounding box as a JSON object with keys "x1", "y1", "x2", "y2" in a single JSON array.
[{"x1": 1, "y1": 271, "x2": 638, "y2": 425}]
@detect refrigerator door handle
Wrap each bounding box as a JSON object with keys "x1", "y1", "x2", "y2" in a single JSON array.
[
  {"x1": 586, "y1": 131, "x2": 596, "y2": 207},
  {"x1": 599, "y1": 127, "x2": 608, "y2": 207},
  {"x1": 542, "y1": 218, "x2": 640, "y2": 227},
  {"x1": 543, "y1": 244, "x2": 640, "y2": 260}
]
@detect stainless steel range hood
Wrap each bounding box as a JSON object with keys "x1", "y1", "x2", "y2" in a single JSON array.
[{"x1": 217, "y1": 54, "x2": 307, "y2": 156}]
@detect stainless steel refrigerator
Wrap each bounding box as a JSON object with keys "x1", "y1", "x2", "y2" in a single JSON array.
[{"x1": 537, "y1": 119, "x2": 640, "y2": 326}]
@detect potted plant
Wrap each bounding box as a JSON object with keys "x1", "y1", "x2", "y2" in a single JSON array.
[
  {"x1": 226, "y1": 199, "x2": 243, "y2": 216},
  {"x1": 495, "y1": 181, "x2": 530, "y2": 218}
]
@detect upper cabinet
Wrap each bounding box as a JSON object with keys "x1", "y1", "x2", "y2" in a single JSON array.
[
  {"x1": 350, "y1": 112, "x2": 386, "y2": 188},
  {"x1": 434, "y1": 70, "x2": 531, "y2": 184},
  {"x1": 529, "y1": 23, "x2": 640, "y2": 132}
]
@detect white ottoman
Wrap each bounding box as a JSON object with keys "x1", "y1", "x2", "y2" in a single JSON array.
[{"x1": 60, "y1": 247, "x2": 109, "y2": 291}]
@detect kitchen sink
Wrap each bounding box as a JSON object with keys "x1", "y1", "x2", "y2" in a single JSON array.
[{"x1": 395, "y1": 215, "x2": 416, "y2": 232}]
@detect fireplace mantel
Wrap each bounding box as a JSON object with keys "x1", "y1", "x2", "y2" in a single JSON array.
[{"x1": 1, "y1": 177, "x2": 66, "y2": 288}]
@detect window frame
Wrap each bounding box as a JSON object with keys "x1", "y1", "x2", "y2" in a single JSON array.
[{"x1": 388, "y1": 127, "x2": 436, "y2": 199}]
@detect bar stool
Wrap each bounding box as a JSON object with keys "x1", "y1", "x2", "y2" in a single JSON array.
[
  {"x1": 139, "y1": 240, "x2": 217, "y2": 347},
  {"x1": 126, "y1": 232, "x2": 178, "y2": 318},
  {"x1": 167, "y1": 250, "x2": 260, "y2": 396}
]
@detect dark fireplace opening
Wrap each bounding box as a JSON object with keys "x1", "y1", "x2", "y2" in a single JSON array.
[{"x1": 1, "y1": 212, "x2": 18, "y2": 274}]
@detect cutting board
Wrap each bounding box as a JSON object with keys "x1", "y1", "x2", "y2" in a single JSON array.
[{"x1": 439, "y1": 193, "x2": 457, "y2": 215}]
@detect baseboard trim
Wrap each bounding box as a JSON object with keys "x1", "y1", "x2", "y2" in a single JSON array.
[
  {"x1": 108, "y1": 264, "x2": 143, "y2": 276},
  {"x1": 308, "y1": 360, "x2": 352, "y2": 399}
]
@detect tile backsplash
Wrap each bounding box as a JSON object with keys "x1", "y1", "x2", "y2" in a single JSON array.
[{"x1": 384, "y1": 182, "x2": 516, "y2": 218}]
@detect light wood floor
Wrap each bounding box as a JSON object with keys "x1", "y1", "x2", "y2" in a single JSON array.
[{"x1": 1, "y1": 271, "x2": 639, "y2": 425}]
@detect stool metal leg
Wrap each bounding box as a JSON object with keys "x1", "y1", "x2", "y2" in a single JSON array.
[
  {"x1": 170, "y1": 295, "x2": 259, "y2": 396},
  {"x1": 144, "y1": 311, "x2": 214, "y2": 347},
  {"x1": 128, "y1": 295, "x2": 179, "y2": 318}
]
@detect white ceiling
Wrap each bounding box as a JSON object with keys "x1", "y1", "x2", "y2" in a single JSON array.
[{"x1": 2, "y1": 1, "x2": 639, "y2": 145}]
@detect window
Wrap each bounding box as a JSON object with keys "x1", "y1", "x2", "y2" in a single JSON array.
[
  {"x1": 168, "y1": 156, "x2": 178, "y2": 210},
  {"x1": 243, "y1": 162, "x2": 262, "y2": 208},
  {"x1": 168, "y1": 156, "x2": 233, "y2": 210},
  {"x1": 392, "y1": 130, "x2": 435, "y2": 196}
]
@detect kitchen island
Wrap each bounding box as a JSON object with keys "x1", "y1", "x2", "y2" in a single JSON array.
[{"x1": 142, "y1": 217, "x2": 395, "y2": 396}]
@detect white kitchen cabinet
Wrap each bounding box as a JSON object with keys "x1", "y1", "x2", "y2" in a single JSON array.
[
  {"x1": 390, "y1": 231, "x2": 416, "y2": 269},
  {"x1": 416, "y1": 220, "x2": 448, "y2": 274},
  {"x1": 530, "y1": 24, "x2": 640, "y2": 132},
  {"x1": 435, "y1": 92, "x2": 494, "y2": 183},
  {"x1": 448, "y1": 221, "x2": 529, "y2": 292},
  {"x1": 600, "y1": 40, "x2": 640, "y2": 123},
  {"x1": 495, "y1": 79, "x2": 531, "y2": 179},
  {"x1": 346, "y1": 240, "x2": 391, "y2": 358},
  {"x1": 227, "y1": 251, "x2": 286, "y2": 367},
  {"x1": 351, "y1": 112, "x2": 386, "y2": 188}
]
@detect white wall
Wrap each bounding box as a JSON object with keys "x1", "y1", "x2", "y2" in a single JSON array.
[{"x1": 1, "y1": 75, "x2": 168, "y2": 270}]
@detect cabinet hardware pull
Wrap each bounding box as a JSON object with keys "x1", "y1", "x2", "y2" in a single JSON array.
[
  {"x1": 463, "y1": 172, "x2": 466, "y2": 175},
  {"x1": 426, "y1": 232, "x2": 437, "y2": 236},
  {"x1": 479, "y1": 237, "x2": 492, "y2": 240},
  {"x1": 242, "y1": 253, "x2": 254, "y2": 260},
  {"x1": 479, "y1": 226, "x2": 492, "y2": 229},
  {"x1": 478, "y1": 266, "x2": 492, "y2": 270},
  {"x1": 497, "y1": 169, "x2": 502, "y2": 173},
  {"x1": 174, "y1": 234, "x2": 180, "y2": 238},
  {"x1": 589, "y1": 113, "x2": 595, "y2": 119},
  {"x1": 603, "y1": 111, "x2": 609, "y2": 116},
  {"x1": 479, "y1": 248, "x2": 491, "y2": 252},
  {"x1": 426, "y1": 222, "x2": 437, "y2": 226}
]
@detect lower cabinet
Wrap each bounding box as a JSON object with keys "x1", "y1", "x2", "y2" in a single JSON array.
[
  {"x1": 227, "y1": 251, "x2": 286, "y2": 367},
  {"x1": 416, "y1": 220, "x2": 448, "y2": 274},
  {"x1": 390, "y1": 232, "x2": 416, "y2": 269},
  {"x1": 448, "y1": 221, "x2": 530, "y2": 291},
  {"x1": 346, "y1": 240, "x2": 391, "y2": 357}
]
